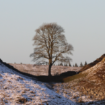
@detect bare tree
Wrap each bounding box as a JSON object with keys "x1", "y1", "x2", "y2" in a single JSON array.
[
  {"x1": 80, "y1": 62, "x2": 83, "y2": 67},
  {"x1": 84, "y1": 61, "x2": 87, "y2": 66},
  {"x1": 64, "y1": 63, "x2": 68, "y2": 66},
  {"x1": 75, "y1": 63, "x2": 78, "y2": 67},
  {"x1": 60, "y1": 62, "x2": 63, "y2": 66},
  {"x1": 69, "y1": 62, "x2": 71, "y2": 67},
  {"x1": 30, "y1": 23, "x2": 73, "y2": 76}
]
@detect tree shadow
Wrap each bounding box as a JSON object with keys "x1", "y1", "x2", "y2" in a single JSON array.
[
  {"x1": 1, "y1": 59, "x2": 77, "y2": 83},
  {"x1": 36, "y1": 71, "x2": 77, "y2": 82}
]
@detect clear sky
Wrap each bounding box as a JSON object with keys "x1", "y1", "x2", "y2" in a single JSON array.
[{"x1": 0, "y1": 0, "x2": 105, "y2": 65}]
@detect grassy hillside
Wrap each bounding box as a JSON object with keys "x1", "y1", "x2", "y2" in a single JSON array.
[{"x1": 63, "y1": 72, "x2": 88, "y2": 82}]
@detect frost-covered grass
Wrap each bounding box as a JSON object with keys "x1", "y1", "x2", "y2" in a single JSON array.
[
  {"x1": 53, "y1": 81, "x2": 105, "y2": 105},
  {"x1": 1, "y1": 59, "x2": 105, "y2": 105},
  {"x1": 0, "y1": 62, "x2": 76, "y2": 105},
  {"x1": 53, "y1": 58, "x2": 105, "y2": 105}
]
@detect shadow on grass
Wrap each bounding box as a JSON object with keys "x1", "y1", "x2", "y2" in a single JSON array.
[
  {"x1": 0, "y1": 59, "x2": 78, "y2": 83},
  {"x1": 36, "y1": 71, "x2": 77, "y2": 82},
  {"x1": 63, "y1": 72, "x2": 88, "y2": 82}
]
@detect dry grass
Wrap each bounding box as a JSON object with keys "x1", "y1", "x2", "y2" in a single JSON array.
[
  {"x1": 63, "y1": 72, "x2": 88, "y2": 82},
  {"x1": 53, "y1": 56, "x2": 105, "y2": 103},
  {"x1": 9, "y1": 64, "x2": 81, "y2": 76}
]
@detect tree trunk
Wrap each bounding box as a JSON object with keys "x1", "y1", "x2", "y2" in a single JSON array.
[{"x1": 48, "y1": 64, "x2": 52, "y2": 76}]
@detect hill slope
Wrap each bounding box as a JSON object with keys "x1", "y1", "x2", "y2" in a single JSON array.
[
  {"x1": 79, "y1": 54, "x2": 105, "y2": 72},
  {"x1": 0, "y1": 59, "x2": 76, "y2": 105},
  {"x1": 63, "y1": 55, "x2": 105, "y2": 101}
]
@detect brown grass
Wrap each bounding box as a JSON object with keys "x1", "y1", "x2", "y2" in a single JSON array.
[{"x1": 79, "y1": 54, "x2": 105, "y2": 72}]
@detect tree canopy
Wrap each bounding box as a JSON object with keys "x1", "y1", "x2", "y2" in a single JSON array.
[{"x1": 30, "y1": 23, "x2": 73, "y2": 76}]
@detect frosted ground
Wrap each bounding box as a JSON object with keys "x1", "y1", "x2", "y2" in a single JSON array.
[
  {"x1": 53, "y1": 57, "x2": 105, "y2": 105},
  {"x1": 0, "y1": 61, "x2": 77, "y2": 105},
  {"x1": 0, "y1": 61, "x2": 105, "y2": 104}
]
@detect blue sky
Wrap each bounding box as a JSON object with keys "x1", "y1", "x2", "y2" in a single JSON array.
[{"x1": 0, "y1": 0, "x2": 105, "y2": 65}]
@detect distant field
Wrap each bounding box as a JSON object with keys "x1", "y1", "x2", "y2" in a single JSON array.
[{"x1": 9, "y1": 63, "x2": 81, "y2": 76}]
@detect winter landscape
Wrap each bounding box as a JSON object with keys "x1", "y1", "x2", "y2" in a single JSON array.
[
  {"x1": 0, "y1": 54, "x2": 105, "y2": 105},
  {"x1": 0, "y1": 59, "x2": 77, "y2": 105},
  {"x1": 1, "y1": 1, "x2": 105, "y2": 105}
]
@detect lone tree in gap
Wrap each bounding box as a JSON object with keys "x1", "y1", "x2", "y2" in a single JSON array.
[{"x1": 30, "y1": 23, "x2": 73, "y2": 76}]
